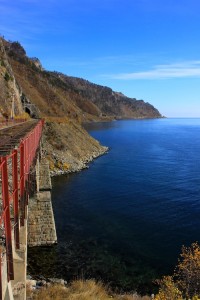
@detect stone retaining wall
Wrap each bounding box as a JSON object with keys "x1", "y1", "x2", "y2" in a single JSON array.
[{"x1": 28, "y1": 157, "x2": 57, "y2": 246}]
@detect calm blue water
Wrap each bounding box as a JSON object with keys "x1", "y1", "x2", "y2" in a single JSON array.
[{"x1": 28, "y1": 118, "x2": 200, "y2": 293}]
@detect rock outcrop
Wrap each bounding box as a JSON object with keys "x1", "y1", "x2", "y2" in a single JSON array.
[{"x1": 0, "y1": 38, "x2": 24, "y2": 117}]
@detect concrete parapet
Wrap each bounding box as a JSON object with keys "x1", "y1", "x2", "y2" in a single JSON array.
[
  {"x1": 2, "y1": 219, "x2": 27, "y2": 300},
  {"x1": 11, "y1": 222, "x2": 27, "y2": 300},
  {"x1": 1, "y1": 250, "x2": 14, "y2": 300}
]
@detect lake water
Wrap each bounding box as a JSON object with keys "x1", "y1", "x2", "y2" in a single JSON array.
[{"x1": 28, "y1": 118, "x2": 200, "y2": 294}]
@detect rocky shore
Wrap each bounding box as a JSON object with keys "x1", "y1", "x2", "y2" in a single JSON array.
[
  {"x1": 42, "y1": 120, "x2": 109, "y2": 177},
  {"x1": 26, "y1": 276, "x2": 67, "y2": 290},
  {"x1": 49, "y1": 145, "x2": 109, "y2": 177}
]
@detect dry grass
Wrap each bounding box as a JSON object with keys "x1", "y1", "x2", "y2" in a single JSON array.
[
  {"x1": 43, "y1": 116, "x2": 69, "y2": 123},
  {"x1": 14, "y1": 112, "x2": 30, "y2": 119},
  {"x1": 27, "y1": 280, "x2": 151, "y2": 300}
]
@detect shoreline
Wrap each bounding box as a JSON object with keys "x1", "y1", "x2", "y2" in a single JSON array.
[{"x1": 50, "y1": 145, "x2": 109, "y2": 177}]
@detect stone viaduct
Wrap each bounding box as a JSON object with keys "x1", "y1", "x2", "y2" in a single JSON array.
[{"x1": 0, "y1": 119, "x2": 57, "y2": 300}]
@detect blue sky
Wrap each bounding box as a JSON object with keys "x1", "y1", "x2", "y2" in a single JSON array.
[{"x1": 1, "y1": 0, "x2": 200, "y2": 117}]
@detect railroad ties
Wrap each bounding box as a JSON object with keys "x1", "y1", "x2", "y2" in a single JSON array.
[{"x1": 0, "y1": 120, "x2": 39, "y2": 156}]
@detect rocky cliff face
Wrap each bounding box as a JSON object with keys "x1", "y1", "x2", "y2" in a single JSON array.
[
  {"x1": 0, "y1": 39, "x2": 24, "y2": 118},
  {"x1": 0, "y1": 38, "x2": 162, "y2": 175}
]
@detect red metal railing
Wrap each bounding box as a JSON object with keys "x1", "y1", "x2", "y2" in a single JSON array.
[{"x1": 0, "y1": 119, "x2": 44, "y2": 298}]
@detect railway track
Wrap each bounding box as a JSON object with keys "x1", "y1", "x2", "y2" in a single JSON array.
[{"x1": 0, "y1": 120, "x2": 39, "y2": 156}]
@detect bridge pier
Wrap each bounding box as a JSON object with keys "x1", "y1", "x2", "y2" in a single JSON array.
[{"x1": 28, "y1": 156, "x2": 57, "y2": 246}]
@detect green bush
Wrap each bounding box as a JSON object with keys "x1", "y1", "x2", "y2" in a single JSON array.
[
  {"x1": 4, "y1": 71, "x2": 10, "y2": 81},
  {"x1": 0, "y1": 59, "x2": 5, "y2": 67}
]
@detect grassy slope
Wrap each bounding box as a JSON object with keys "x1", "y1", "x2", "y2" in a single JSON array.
[{"x1": 6, "y1": 57, "x2": 108, "y2": 174}]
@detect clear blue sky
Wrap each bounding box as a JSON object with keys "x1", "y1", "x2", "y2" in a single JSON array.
[{"x1": 1, "y1": 0, "x2": 200, "y2": 117}]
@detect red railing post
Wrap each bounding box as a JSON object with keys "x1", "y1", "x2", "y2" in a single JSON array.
[
  {"x1": 20, "y1": 142, "x2": 25, "y2": 227},
  {"x1": 0, "y1": 251, "x2": 2, "y2": 300},
  {"x1": 2, "y1": 157, "x2": 14, "y2": 281},
  {"x1": 0, "y1": 163, "x2": 2, "y2": 300},
  {"x1": 26, "y1": 137, "x2": 30, "y2": 206},
  {"x1": 12, "y1": 150, "x2": 20, "y2": 249}
]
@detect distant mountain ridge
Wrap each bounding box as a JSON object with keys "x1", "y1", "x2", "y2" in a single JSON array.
[
  {"x1": 53, "y1": 72, "x2": 162, "y2": 120},
  {"x1": 2, "y1": 39, "x2": 162, "y2": 122}
]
